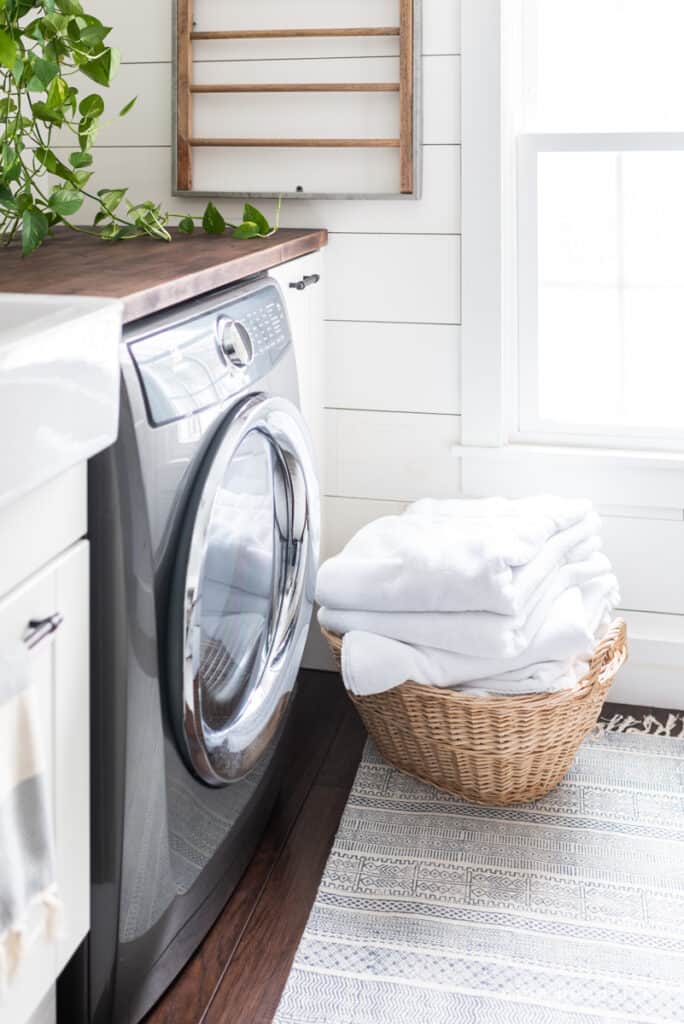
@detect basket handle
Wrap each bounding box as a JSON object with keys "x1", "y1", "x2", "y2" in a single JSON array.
[{"x1": 587, "y1": 618, "x2": 628, "y2": 685}]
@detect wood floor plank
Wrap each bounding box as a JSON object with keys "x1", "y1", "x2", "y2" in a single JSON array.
[{"x1": 143, "y1": 671, "x2": 349, "y2": 1024}]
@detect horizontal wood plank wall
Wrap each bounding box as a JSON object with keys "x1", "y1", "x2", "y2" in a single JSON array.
[
  {"x1": 84, "y1": 0, "x2": 679, "y2": 698},
  {"x1": 73, "y1": 2, "x2": 679, "y2": 704},
  {"x1": 83, "y1": 0, "x2": 463, "y2": 608}
]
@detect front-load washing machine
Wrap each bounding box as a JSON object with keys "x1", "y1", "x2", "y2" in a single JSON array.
[{"x1": 59, "y1": 274, "x2": 319, "y2": 1023}]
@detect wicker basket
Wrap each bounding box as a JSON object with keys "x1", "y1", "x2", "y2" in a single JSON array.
[{"x1": 322, "y1": 619, "x2": 627, "y2": 806}]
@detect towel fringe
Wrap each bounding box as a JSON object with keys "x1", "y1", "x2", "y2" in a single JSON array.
[{"x1": 0, "y1": 884, "x2": 63, "y2": 991}]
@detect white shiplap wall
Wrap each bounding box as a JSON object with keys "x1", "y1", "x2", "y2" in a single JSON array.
[
  {"x1": 81, "y1": 1, "x2": 683, "y2": 704},
  {"x1": 83, "y1": 0, "x2": 463, "y2": 563}
]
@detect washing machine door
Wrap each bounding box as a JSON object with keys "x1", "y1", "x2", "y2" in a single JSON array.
[{"x1": 171, "y1": 393, "x2": 319, "y2": 785}]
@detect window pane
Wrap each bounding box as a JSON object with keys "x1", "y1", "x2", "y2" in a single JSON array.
[
  {"x1": 523, "y1": 1, "x2": 684, "y2": 131},
  {"x1": 536, "y1": 150, "x2": 684, "y2": 430}
]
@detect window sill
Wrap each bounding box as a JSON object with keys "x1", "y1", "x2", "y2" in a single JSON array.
[
  {"x1": 450, "y1": 443, "x2": 684, "y2": 510},
  {"x1": 450, "y1": 442, "x2": 684, "y2": 471}
]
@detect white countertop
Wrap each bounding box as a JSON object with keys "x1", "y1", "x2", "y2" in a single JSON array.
[{"x1": 0, "y1": 293, "x2": 122, "y2": 510}]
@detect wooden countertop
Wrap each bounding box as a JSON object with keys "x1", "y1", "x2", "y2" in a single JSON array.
[{"x1": 0, "y1": 227, "x2": 328, "y2": 323}]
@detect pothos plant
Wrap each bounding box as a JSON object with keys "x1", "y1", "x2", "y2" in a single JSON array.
[{"x1": 0, "y1": 0, "x2": 279, "y2": 254}]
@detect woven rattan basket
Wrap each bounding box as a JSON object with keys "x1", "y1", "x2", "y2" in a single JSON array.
[{"x1": 322, "y1": 619, "x2": 627, "y2": 806}]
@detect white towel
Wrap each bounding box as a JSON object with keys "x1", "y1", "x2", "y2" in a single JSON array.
[
  {"x1": 316, "y1": 496, "x2": 601, "y2": 615},
  {"x1": 0, "y1": 651, "x2": 60, "y2": 988},
  {"x1": 320, "y1": 551, "x2": 612, "y2": 657},
  {"x1": 339, "y1": 574, "x2": 619, "y2": 696}
]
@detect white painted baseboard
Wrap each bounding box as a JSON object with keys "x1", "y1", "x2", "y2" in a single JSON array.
[{"x1": 611, "y1": 610, "x2": 684, "y2": 709}]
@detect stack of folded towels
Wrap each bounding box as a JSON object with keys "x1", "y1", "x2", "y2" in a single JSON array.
[{"x1": 317, "y1": 496, "x2": 619, "y2": 698}]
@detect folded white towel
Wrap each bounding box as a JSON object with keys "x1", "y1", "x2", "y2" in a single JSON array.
[
  {"x1": 458, "y1": 658, "x2": 590, "y2": 697},
  {"x1": 320, "y1": 551, "x2": 612, "y2": 657},
  {"x1": 316, "y1": 496, "x2": 601, "y2": 615},
  {"x1": 339, "y1": 574, "x2": 619, "y2": 696}
]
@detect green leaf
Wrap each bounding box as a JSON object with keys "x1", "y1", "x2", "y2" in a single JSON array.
[
  {"x1": 202, "y1": 201, "x2": 226, "y2": 235},
  {"x1": 127, "y1": 199, "x2": 171, "y2": 241},
  {"x1": 30, "y1": 100, "x2": 64, "y2": 126},
  {"x1": 0, "y1": 185, "x2": 18, "y2": 212},
  {"x1": 77, "y1": 120, "x2": 95, "y2": 151},
  {"x1": 118, "y1": 96, "x2": 136, "y2": 117},
  {"x1": 35, "y1": 145, "x2": 76, "y2": 184},
  {"x1": 69, "y1": 15, "x2": 110, "y2": 49},
  {"x1": 97, "y1": 187, "x2": 127, "y2": 214},
  {"x1": 80, "y1": 47, "x2": 119, "y2": 87},
  {"x1": 68, "y1": 150, "x2": 92, "y2": 168},
  {"x1": 242, "y1": 203, "x2": 271, "y2": 236},
  {"x1": 78, "y1": 92, "x2": 104, "y2": 119},
  {"x1": 177, "y1": 216, "x2": 194, "y2": 234},
  {"x1": 21, "y1": 208, "x2": 49, "y2": 256},
  {"x1": 55, "y1": 0, "x2": 83, "y2": 14},
  {"x1": 11, "y1": 55, "x2": 24, "y2": 86},
  {"x1": 30, "y1": 56, "x2": 59, "y2": 88},
  {"x1": 1, "y1": 144, "x2": 21, "y2": 183},
  {"x1": 48, "y1": 186, "x2": 83, "y2": 216},
  {"x1": 232, "y1": 220, "x2": 259, "y2": 240},
  {"x1": 71, "y1": 169, "x2": 92, "y2": 188},
  {"x1": 0, "y1": 29, "x2": 17, "y2": 70},
  {"x1": 43, "y1": 35, "x2": 71, "y2": 63},
  {"x1": 46, "y1": 75, "x2": 68, "y2": 109},
  {"x1": 100, "y1": 223, "x2": 139, "y2": 241}
]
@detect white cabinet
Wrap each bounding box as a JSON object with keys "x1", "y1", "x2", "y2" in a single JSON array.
[
  {"x1": 270, "y1": 251, "x2": 325, "y2": 489},
  {"x1": 270, "y1": 251, "x2": 333, "y2": 672},
  {"x1": 0, "y1": 473, "x2": 90, "y2": 1024}
]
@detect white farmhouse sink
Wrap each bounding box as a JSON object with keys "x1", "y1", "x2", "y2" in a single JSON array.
[{"x1": 0, "y1": 293, "x2": 122, "y2": 510}]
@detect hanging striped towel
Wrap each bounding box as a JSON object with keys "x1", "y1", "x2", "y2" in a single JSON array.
[{"x1": 0, "y1": 650, "x2": 61, "y2": 989}]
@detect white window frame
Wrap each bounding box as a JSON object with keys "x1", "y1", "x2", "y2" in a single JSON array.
[
  {"x1": 459, "y1": 0, "x2": 684, "y2": 462},
  {"x1": 516, "y1": 131, "x2": 684, "y2": 452}
]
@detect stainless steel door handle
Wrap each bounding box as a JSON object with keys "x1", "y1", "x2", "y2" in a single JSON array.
[
  {"x1": 289, "y1": 274, "x2": 320, "y2": 291},
  {"x1": 23, "y1": 613, "x2": 64, "y2": 649}
]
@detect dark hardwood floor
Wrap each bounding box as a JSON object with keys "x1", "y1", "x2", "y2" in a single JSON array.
[
  {"x1": 143, "y1": 675, "x2": 680, "y2": 1024},
  {"x1": 143, "y1": 670, "x2": 366, "y2": 1024}
]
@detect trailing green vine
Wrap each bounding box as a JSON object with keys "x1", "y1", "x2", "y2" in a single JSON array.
[{"x1": 0, "y1": 0, "x2": 278, "y2": 255}]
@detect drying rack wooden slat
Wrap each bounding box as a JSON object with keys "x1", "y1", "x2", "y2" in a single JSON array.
[
  {"x1": 176, "y1": 0, "x2": 194, "y2": 190},
  {"x1": 190, "y1": 138, "x2": 401, "y2": 149},
  {"x1": 176, "y1": 2, "x2": 415, "y2": 195},
  {"x1": 190, "y1": 83, "x2": 400, "y2": 94},
  {"x1": 190, "y1": 27, "x2": 400, "y2": 40},
  {"x1": 399, "y1": 0, "x2": 414, "y2": 193}
]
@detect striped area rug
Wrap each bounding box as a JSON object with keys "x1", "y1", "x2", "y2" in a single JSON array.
[{"x1": 274, "y1": 726, "x2": 684, "y2": 1024}]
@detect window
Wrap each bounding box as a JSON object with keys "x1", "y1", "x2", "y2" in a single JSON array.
[{"x1": 511, "y1": 2, "x2": 684, "y2": 446}]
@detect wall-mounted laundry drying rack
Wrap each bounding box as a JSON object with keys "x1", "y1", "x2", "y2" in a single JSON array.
[{"x1": 174, "y1": 0, "x2": 422, "y2": 199}]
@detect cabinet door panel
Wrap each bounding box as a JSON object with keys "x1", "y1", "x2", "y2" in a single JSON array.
[
  {"x1": 0, "y1": 567, "x2": 58, "y2": 1024},
  {"x1": 269, "y1": 252, "x2": 325, "y2": 482},
  {"x1": 54, "y1": 541, "x2": 90, "y2": 972},
  {"x1": 0, "y1": 541, "x2": 89, "y2": 1024}
]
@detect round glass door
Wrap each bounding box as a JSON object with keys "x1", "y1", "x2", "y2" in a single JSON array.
[
  {"x1": 196, "y1": 428, "x2": 282, "y2": 731},
  {"x1": 171, "y1": 394, "x2": 319, "y2": 786}
]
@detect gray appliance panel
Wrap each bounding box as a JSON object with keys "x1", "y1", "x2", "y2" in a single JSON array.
[
  {"x1": 121, "y1": 276, "x2": 300, "y2": 574},
  {"x1": 127, "y1": 278, "x2": 291, "y2": 426}
]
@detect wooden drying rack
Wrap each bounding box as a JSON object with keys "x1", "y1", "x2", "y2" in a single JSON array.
[{"x1": 176, "y1": 1, "x2": 415, "y2": 195}]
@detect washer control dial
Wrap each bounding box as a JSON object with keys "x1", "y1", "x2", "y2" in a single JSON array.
[{"x1": 215, "y1": 315, "x2": 254, "y2": 369}]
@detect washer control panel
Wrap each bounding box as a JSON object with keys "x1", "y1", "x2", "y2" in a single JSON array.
[
  {"x1": 237, "y1": 295, "x2": 289, "y2": 358},
  {"x1": 126, "y1": 278, "x2": 292, "y2": 426}
]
